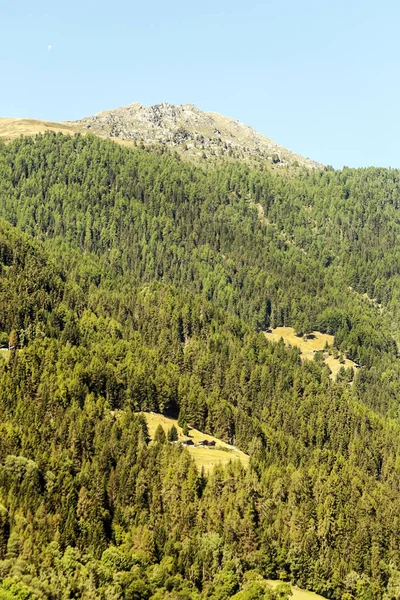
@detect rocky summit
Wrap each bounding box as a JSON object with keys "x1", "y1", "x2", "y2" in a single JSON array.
[{"x1": 67, "y1": 101, "x2": 321, "y2": 168}]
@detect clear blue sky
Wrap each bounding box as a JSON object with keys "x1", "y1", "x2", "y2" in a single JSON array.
[{"x1": 1, "y1": 0, "x2": 399, "y2": 168}]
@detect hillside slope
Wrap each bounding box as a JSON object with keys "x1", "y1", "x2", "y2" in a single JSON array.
[
  {"x1": 2, "y1": 203, "x2": 400, "y2": 599},
  {"x1": 0, "y1": 117, "x2": 80, "y2": 141},
  {"x1": 1, "y1": 133, "x2": 400, "y2": 598}
]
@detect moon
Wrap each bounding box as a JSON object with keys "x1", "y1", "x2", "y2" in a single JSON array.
[{"x1": 48, "y1": 45, "x2": 52, "y2": 52}]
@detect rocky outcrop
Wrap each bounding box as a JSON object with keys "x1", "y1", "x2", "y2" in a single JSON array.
[{"x1": 67, "y1": 102, "x2": 321, "y2": 168}]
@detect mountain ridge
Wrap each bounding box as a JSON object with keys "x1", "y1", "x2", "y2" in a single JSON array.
[
  {"x1": 0, "y1": 102, "x2": 321, "y2": 169},
  {"x1": 68, "y1": 101, "x2": 321, "y2": 167}
]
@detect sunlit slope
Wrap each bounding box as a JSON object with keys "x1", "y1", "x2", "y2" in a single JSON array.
[
  {"x1": 264, "y1": 326, "x2": 357, "y2": 379},
  {"x1": 143, "y1": 412, "x2": 249, "y2": 473},
  {"x1": 0, "y1": 118, "x2": 81, "y2": 141},
  {"x1": 71, "y1": 101, "x2": 321, "y2": 167},
  {"x1": 267, "y1": 580, "x2": 327, "y2": 600}
]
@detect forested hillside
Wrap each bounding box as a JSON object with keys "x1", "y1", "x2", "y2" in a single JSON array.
[{"x1": 1, "y1": 133, "x2": 400, "y2": 598}]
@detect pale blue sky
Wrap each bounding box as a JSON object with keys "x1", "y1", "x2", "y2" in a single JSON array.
[{"x1": 1, "y1": 0, "x2": 399, "y2": 168}]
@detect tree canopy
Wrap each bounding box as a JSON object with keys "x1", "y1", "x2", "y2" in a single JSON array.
[{"x1": 0, "y1": 133, "x2": 400, "y2": 598}]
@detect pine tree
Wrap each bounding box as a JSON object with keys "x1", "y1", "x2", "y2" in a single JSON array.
[
  {"x1": 154, "y1": 424, "x2": 166, "y2": 444},
  {"x1": 167, "y1": 425, "x2": 178, "y2": 442}
]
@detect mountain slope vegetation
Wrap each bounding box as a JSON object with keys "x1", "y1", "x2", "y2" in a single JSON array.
[{"x1": 0, "y1": 132, "x2": 400, "y2": 598}]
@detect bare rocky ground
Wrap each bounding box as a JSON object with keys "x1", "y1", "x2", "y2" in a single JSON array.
[{"x1": 67, "y1": 101, "x2": 322, "y2": 168}]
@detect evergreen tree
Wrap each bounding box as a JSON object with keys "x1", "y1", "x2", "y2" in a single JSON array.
[{"x1": 167, "y1": 425, "x2": 178, "y2": 442}]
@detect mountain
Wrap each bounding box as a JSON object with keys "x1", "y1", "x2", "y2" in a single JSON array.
[
  {"x1": 1, "y1": 122, "x2": 400, "y2": 598},
  {"x1": 68, "y1": 101, "x2": 321, "y2": 167},
  {"x1": 0, "y1": 102, "x2": 321, "y2": 168}
]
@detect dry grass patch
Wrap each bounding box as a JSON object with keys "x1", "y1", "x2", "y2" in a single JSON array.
[
  {"x1": 265, "y1": 327, "x2": 333, "y2": 358},
  {"x1": 0, "y1": 118, "x2": 134, "y2": 150},
  {"x1": 264, "y1": 326, "x2": 357, "y2": 380},
  {"x1": 324, "y1": 354, "x2": 356, "y2": 379},
  {"x1": 0, "y1": 118, "x2": 81, "y2": 141},
  {"x1": 0, "y1": 349, "x2": 10, "y2": 360},
  {"x1": 142, "y1": 412, "x2": 249, "y2": 473},
  {"x1": 267, "y1": 580, "x2": 326, "y2": 600}
]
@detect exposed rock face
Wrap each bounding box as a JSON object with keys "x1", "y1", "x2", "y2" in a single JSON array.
[{"x1": 67, "y1": 102, "x2": 321, "y2": 168}]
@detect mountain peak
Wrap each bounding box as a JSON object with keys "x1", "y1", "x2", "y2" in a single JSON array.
[{"x1": 68, "y1": 102, "x2": 321, "y2": 168}]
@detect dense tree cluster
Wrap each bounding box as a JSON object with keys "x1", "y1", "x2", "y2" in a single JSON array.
[{"x1": 0, "y1": 134, "x2": 400, "y2": 598}]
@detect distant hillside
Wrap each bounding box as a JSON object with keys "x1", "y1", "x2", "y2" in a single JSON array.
[
  {"x1": 69, "y1": 102, "x2": 321, "y2": 167},
  {"x1": 0, "y1": 117, "x2": 80, "y2": 141}
]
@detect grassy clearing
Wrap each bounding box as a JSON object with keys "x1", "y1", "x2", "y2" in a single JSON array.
[
  {"x1": 264, "y1": 326, "x2": 334, "y2": 357},
  {"x1": 267, "y1": 580, "x2": 326, "y2": 600},
  {"x1": 142, "y1": 412, "x2": 249, "y2": 473},
  {"x1": 0, "y1": 349, "x2": 10, "y2": 361},
  {"x1": 264, "y1": 326, "x2": 357, "y2": 380},
  {"x1": 324, "y1": 354, "x2": 356, "y2": 379}
]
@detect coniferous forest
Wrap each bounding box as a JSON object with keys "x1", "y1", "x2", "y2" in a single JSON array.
[{"x1": 1, "y1": 133, "x2": 400, "y2": 598}]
